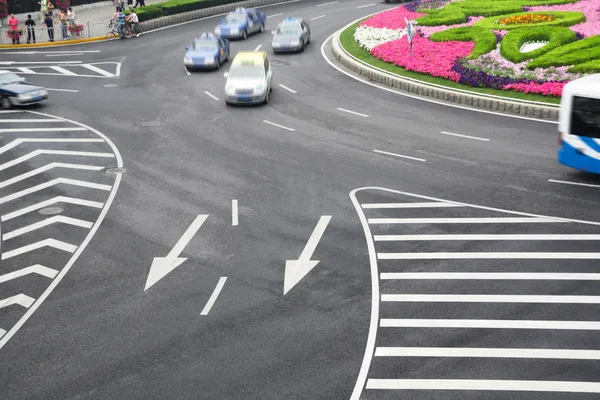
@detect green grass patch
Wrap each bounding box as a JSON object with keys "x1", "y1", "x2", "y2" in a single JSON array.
[
  {"x1": 340, "y1": 21, "x2": 560, "y2": 104},
  {"x1": 500, "y1": 26, "x2": 576, "y2": 62},
  {"x1": 475, "y1": 11, "x2": 586, "y2": 30},
  {"x1": 135, "y1": 0, "x2": 248, "y2": 22},
  {"x1": 528, "y1": 35, "x2": 600, "y2": 69},
  {"x1": 430, "y1": 26, "x2": 496, "y2": 60},
  {"x1": 568, "y1": 59, "x2": 600, "y2": 74}
]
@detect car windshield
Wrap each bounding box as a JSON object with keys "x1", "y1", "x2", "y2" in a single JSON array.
[
  {"x1": 276, "y1": 26, "x2": 301, "y2": 36},
  {"x1": 229, "y1": 64, "x2": 264, "y2": 78},
  {"x1": 0, "y1": 72, "x2": 24, "y2": 85},
  {"x1": 224, "y1": 13, "x2": 246, "y2": 24},
  {"x1": 192, "y1": 39, "x2": 218, "y2": 51}
]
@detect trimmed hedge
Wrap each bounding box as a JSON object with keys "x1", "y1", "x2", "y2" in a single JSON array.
[
  {"x1": 134, "y1": 0, "x2": 248, "y2": 22},
  {"x1": 475, "y1": 11, "x2": 586, "y2": 30},
  {"x1": 430, "y1": 26, "x2": 496, "y2": 60},
  {"x1": 527, "y1": 35, "x2": 600, "y2": 69},
  {"x1": 500, "y1": 26, "x2": 576, "y2": 63},
  {"x1": 569, "y1": 60, "x2": 600, "y2": 74},
  {"x1": 416, "y1": 7, "x2": 466, "y2": 26}
]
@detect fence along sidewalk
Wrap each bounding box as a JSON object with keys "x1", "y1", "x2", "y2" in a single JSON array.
[{"x1": 0, "y1": 21, "x2": 110, "y2": 45}]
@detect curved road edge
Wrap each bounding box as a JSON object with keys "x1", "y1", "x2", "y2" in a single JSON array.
[
  {"x1": 0, "y1": 110, "x2": 124, "y2": 351},
  {"x1": 322, "y1": 14, "x2": 561, "y2": 124}
]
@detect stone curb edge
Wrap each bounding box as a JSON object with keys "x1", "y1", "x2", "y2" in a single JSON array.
[
  {"x1": 330, "y1": 27, "x2": 560, "y2": 122},
  {"x1": 0, "y1": 0, "x2": 294, "y2": 50}
]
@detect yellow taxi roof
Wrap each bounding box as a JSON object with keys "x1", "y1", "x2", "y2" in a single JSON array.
[{"x1": 232, "y1": 51, "x2": 266, "y2": 66}]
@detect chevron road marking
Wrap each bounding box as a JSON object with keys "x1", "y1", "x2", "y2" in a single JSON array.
[
  {"x1": 0, "y1": 178, "x2": 112, "y2": 206},
  {"x1": 1, "y1": 238, "x2": 77, "y2": 260},
  {"x1": 17, "y1": 67, "x2": 34, "y2": 74},
  {"x1": 0, "y1": 138, "x2": 103, "y2": 155},
  {"x1": 0, "y1": 163, "x2": 105, "y2": 188},
  {"x1": 3, "y1": 216, "x2": 94, "y2": 241},
  {"x1": 0, "y1": 265, "x2": 58, "y2": 283},
  {"x1": 0, "y1": 149, "x2": 114, "y2": 172},
  {"x1": 49, "y1": 66, "x2": 77, "y2": 76},
  {"x1": 1, "y1": 196, "x2": 104, "y2": 222},
  {"x1": 0, "y1": 127, "x2": 86, "y2": 133},
  {"x1": 0, "y1": 294, "x2": 35, "y2": 309},
  {"x1": 81, "y1": 64, "x2": 115, "y2": 77},
  {"x1": 0, "y1": 119, "x2": 62, "y2": 123}
]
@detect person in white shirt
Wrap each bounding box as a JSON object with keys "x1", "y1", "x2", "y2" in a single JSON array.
[
  {"x1": 67, "y1": 7, "x2": 75, "y2": 26},
  {"x1": 126, "y1": 9, "x2": 141, "y2": 36}
]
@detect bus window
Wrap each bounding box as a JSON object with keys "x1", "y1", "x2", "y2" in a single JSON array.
[{"x1": 571, "y1": 96, "x2": 600, "y2": 139}]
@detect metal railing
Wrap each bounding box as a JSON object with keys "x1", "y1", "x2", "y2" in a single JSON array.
[{"x1": 0, "y1": 21, "x2": 110, "y2": 45}]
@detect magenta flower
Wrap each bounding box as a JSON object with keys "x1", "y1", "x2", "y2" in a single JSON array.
[
  {"x1": 360, "y1": 6, "x2": 425, "y2": 29},
  {"x1": 528, "y1": 0, "x2": 600, "y2": 37},
  {"x1": 503, "y1": 81, "x2": 568, "y2": 96}
]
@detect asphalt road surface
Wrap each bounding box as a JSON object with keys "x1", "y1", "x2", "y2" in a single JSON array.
[{"x1": 2, "y1": 0, "x2": 600, "y2": 399}]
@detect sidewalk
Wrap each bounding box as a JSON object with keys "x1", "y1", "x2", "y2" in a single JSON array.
[{"x1": 0, "y1": 0, "x2": 163, "y2": 45}]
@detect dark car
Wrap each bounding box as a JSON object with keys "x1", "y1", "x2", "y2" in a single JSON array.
[{"x1": 0, "y1": 70, "x2": 48, "y2": 109}]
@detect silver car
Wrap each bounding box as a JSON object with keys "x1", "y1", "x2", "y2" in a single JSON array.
[
  {"x1": 224, "y1": 51, "x2": 274, "y2": 105},
  {"x1": 271, "y1": 18, "x2": 311, "y2": 53}
]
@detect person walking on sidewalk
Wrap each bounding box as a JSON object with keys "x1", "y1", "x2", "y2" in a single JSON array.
[
  {"x1": 25, "y1": 15, "x2": 36, "y2": 43},
  {"x1": 134, "y1": 0, "x2": 145, "y2": 9},
  {"x1": 39, "y1": 0, "x2": 47, "y2": 23},
  {"x1": 43, "y1": 13, "x2": 55, "y2": 42}
]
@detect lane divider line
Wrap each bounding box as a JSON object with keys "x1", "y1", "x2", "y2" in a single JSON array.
[
  {"x1": 232, "y1": 199, "x2": 238, "y2": 226},
  {"x1": 357, "y1": 3, "x2": 375, "y2": 8},
  {"x1": 373, "y1": 149, "x2": 426, "y2": 162},
  {"x1": 267, "y1": 13, "x2": 282, "y2": 18},
  {"x1": 255, "y1": 44, "x2": 262, "y2": 51},
  {"x1": 263, "y1": 120, "x2": 296, "y2": 132},
  {"x1": 201, "y1": 277, "x2": 227, "y2": 315},
  {"x1": 338, "y1": 107, "x2": 369, "y2": 117},
  {"x1": 279, "y1": 84, "x2": 296, "y2": 93},
  {"x1": 549, "y1": 179, "x2": 600, "y2": 188},
  {"x1": 204, "y1": 91, "x2": 219, "y2": 101},
  {"x1": 440, "y1": 130, "x2": 490, "y2": 141},
  {"x1": 310, "y1": 15, "x2": 327, "y2": 20},
  {"x1": 317, "y1": 1, "x2": 338, "y2": 6}
]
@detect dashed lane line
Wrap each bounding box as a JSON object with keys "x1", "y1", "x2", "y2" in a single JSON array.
[
  {"x1": 366, "y1": 379, "x2": 600, "y2": 392},
  {"x1": 278, "y1": 84, "x2": 296, "y2": 93},
  {"x1": 204, "y1": 91, "x2": 219, "y2": 101},
  {"x1": 263, "y1": 120, "x2": 296, "y2": 132},
  {"x1": 362, "y1": 202, "x2": 462, "y2": 209},
  {"x1": 316, "y1": 1, "x2": 337, "y2": 6},
  {"x1": 377, "y1": 252, "x2": 600, "y2": 259},
  {"x1": 380, "y1": 272, "x2": 600, "y2": 280},
  {"x1": 380, "y1": 319, "x2": 600, "y2": 330},
  {"x1": 373, "y1": 149, "x2": 426, "y2": 162},
  {"x1": 310, "y1": 15, "x2": 327, "y2": 20},
  {"x1": 200, "y1": 277, "x2": 228, "y2": 315},
  {"x1": 549, "y1": 179, "x2": 600, "y2": 188},
  {"x1": 380, "y1": 294, "x2": 600, "y2": 304},
  {"x1": 367, "y1": 217, "x2": 563, "y2": 224},
  {"x1": 440, "y1": 130, "x2": 490, "y2": 141},
  {"x1": 357, "y1": 3, "x2": 375, "y2": 8},
  {"x1": 337, "y1": 107, "x2": 369, "y2": 117},
  {"x1": 255, "y1": 44, "x2": 262, "y2": 51},
  {"x1": 374, "y1": 234, "x2": 600, "y2": 240},
  {"x1": 267, "y1": 12, "x2": 282, "y2": 18}
]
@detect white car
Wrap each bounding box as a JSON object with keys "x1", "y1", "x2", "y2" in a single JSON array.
[{"x1": 224, "y1": 51, "x2": 273, "y2": 105}]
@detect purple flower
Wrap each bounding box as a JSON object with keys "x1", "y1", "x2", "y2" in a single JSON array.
[{"x1": 575, "y1": 31, "x2": 585, "y2": 40}]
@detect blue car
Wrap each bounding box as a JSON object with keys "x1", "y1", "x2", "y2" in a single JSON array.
[
  {"x1": 184, "y1": 33, "x2": 231, "y2": 71},
  {"x1": 214, "y1": 7, "x2": 266, "y2": 40}
]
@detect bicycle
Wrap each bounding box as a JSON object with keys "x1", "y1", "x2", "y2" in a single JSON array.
[{"x1": 106, "y1": 18, "x2": 142, "y2": 40}]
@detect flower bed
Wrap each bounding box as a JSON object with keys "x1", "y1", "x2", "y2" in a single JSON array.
[{"x1": 351, "y1": 0, "x2": 600, "y2": 98}]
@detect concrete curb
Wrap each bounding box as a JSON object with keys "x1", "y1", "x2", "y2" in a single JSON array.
[
  {"x1": 330, "y1": 24, "x2": 561, "y2": 122},
  {"x1": 0, "y1": 36, "x2": 106, "y2": 49}
]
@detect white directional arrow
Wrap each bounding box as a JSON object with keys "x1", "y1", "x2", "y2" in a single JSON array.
[
  {"x1": 284, "y1": 215, "x2": 332, "y2": 295},
  {"x1": 145, "y1": 214, "x2": 208, "y2": 291}
]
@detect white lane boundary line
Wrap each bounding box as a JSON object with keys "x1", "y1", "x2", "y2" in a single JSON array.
[
  {"x1": 374, "y1": 234, "x2": 600, "y2": 241},
  {"x1": 263, "y1": 120, "x2": 296, "y2": 131},
  {"x1": 320, "y1": 34, "x2": 559, "y2": 125},
  {"x1": 201, "y1": 277, "x2": 227, "y2": 315},
  {"x1": 338, "y1": 107, "x2": 369, "y2": 117},
  {"x1": 357, "y1": 3, "x2": 375, "y2": 8},
  {"x1": 380, "y1": 272, "x2": 600, "y2": 280},
  {"x1": 362, "y1": 202, "x2": 462, "y2": 209},
  {"x1": 0, "y1": 110, "x2": 123, "y2": 351},
  {"x1": 376, "y1": 347, "x2": 600, "y2": 360},
  {"x1": 366, "y1": 379, "x2": 600, "y2": 392},
  {"x1": 46, "y1": 88, "x2": 79, "y2": 93},
  {"x1": 440, "y1": 130, "x2": 489, "y2": 141},
  {"x1": 232, "y1": 199, "x2": 238, "y2": 226},
  {"x1": 204, "y1": 91, "x2": 219, "y2": 101},
  {"x1": 310, "y1": 15, "x2": 327, "y2": 20},
  {"x1": 373, "y1": 149, "x2": 426, "y2": 162},
  {"x1": 549, "y1": 179, "x2": 600, "y2": 188},
  {"x1": 279, "y1": 84, "x2": 297, "y2": 93},
  {"x1": 254, "y1": 44, "x2": 262, "y2": 51},
  {"x1": 267, "y1": 12, "x2": 282, "y2": 18},
  {"x1": 380, "y1": 294, "x2": 600, "y2": 304},
  {"x1": 316, "y1": 1, "x2": 337, "y2": 6},
  {"x1": 380, "y1": 319, "x2": 600, "y2": 330},
  {"x1": 377, "y1": 252, "x2": 600, "y2": 259}
]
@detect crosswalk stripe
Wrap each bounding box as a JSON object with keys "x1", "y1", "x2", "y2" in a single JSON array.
[
  {"x1": 0, "y1": 265, "x2": 58, "y2": 283},
  {"x1": 375, "y1": 347, "x2": 600, "y2": 359},
  {"x1": 1, "y1": 196, "x2": 104, "y2": 221},
  {"x1": 374, "y1": 234, "x2": 600, "y2": 241},
  {"x1": 362, "y1": 202, "x2": 462, "y2": 209},
  {"x1": 368, "y1": 217, "x2": 565, "y2": 224},
  {"x1": 380, "y1": 319, "x2": 600, "y2": 330},
  {"x1": 380, "y1": 272, "x2": 600, "y2": 280},
  {"x1": 1, "y1": 238, "x2": 77, "y2": 260},
  {"x1": 366, "y1": 379, "x2": 600, "y2": 392},
  {"x1": 49, "y1": 66, "x2": 77, "y2": 76},
  {"x1": 378, "y1": 252, "x2": 600, "y2": 259},
  {"x1": 80, "y1": 64, "x2": 114, "y2": 77},
  {"x1": 17, "y1": 67, "x2": 34, "y2": 74},
  {"x1": 3, "y1": 216, "x2": 94, "y2": 241},
  {"x1": 381, "y1": 294, "x2": 600, "y2": 304},
  {"x1": 0, "y1": 294, "x2": 35, "y2": 309}
]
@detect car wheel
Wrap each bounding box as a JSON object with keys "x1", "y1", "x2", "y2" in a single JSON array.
[
  {"x1": 307, "y1": 35, "x2": 310, "y2": 44},
  {"x1": 300, "y1": 39, "x2": 305, "y2": 52},
  {"x1": 1, "y1": 96, "x2": 13, "y2": 110}
]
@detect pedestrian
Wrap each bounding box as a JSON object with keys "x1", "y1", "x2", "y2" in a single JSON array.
[
  {"x1": 47, "y1": 0, "x2": 55, "y2": 17},
  {"x1": 39, "y1": 0, "x2": 47, "y2": 23},
  {"x1": 117, "y1": 7, "x2": 126, "y2": 38},
  {"x1": 127, "y1": 0, "x2": 133, "y2": 10},
  {"x1": 134, "y1": 0, "x2": 145, "y2": 8},
  {"x1": 67, "y1": 7, "x2": 76, "y2": 26},
  {"x1": 59, "y1": 9, "x2": 68, "y2": 39},
  {"x1": 25, "y1": 14, "x2": 36, "y2": 43},
  {"x1": 43, "y1": 12, "x2": 55, "y2": 42},
  {"x1": 8, "y1": 14, "x2": 20, "y2": 44}
]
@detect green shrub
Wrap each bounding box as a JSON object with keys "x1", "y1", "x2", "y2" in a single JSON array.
[
  {"x1": 568, "y1": 60, "x2": 600, "y2": 74},
  {"x1": 416, "y1": 7, "x2": 466, "y2": 26},
  {"x1": 136, "y1": 4, "x2": 164, "y2": 21},
  {"x1": 500, "y1": 26, "x2": 576, "y2": 62},
  {"x1": 430, "y1": 26, "x2": 497, "y2": 59},
  {"x1": 475, "y1": 11, "x2": 585, "y2": 30},
  {"x1": 528, "y1": 35, "x2": 600, "y2": 69},
  {"x1": 136, "y1": 0, "x2": 246, "y2": 22}
]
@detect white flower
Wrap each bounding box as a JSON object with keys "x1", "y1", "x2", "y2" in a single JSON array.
[{"x1": 354, "y1": 25, "x2": 407, "y2": 51}]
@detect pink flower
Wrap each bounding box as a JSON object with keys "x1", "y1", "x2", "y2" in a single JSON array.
[
  {"x1": 504, "y1": 81, "x2": 568, "y2": 96},
  {"x1": 528, "y1": 0, "x2": 600, "y2": 37},
  {"x1": 371, "y1": 34, "x2": 474, "y2": 81},
  {"x1": 418, "y1": 16, "x2": 485, "y2": 37},
  {"x1": 360, "y1": 6, "x2": 425, "y2": 29}
]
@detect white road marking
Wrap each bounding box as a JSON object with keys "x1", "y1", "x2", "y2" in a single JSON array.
[
  {"x1": 204, "y1": 91, "x2": 219, "y2": 101},
  {"x1": 380, "y1": 272, "x2": 600, "y2": 280},
  {"x1": 0, "y1": 149, "x2": 114, "y2": 172},
  {"x1": 317, "y1": 1, "x2": 338, "y2": 6},
  {"x1": 80, "y1": 64, "x2": 114, "y2": 77},
  {"x1": 0, "y1": 329, "x2": 6, "y2": 339},
  {"x1": 0, "y1": 61, "x2": 82, "y2": 65},
  {"x1": 0, "y1": 294, "x2": 35, "y2": 309},
  {"x1": 267, "y1": 13, "x2": 282, "y2": 18},
  {"x1": 0, "y1": 127, "x2": 85, "y2": 133},
  {"x1": 380, "y1": 319, "x2": 600, "y2": 330},
  {"x1": 3, "y1": 216, "x2": 94, "y2": 241},
  {"x1": 184, "y1": 67, "x2": 191, "y2": 76},
  {"x1": 232, "y1": 199, "x2": 238, "y2": 226},
  {"x1": 337, "y1": 107, "x2": 369, "y2": 117},
  {"x1": 0, "y1": 178, "x2": 112, "y2": 206},
  {"x1": 263, "y1": 120, "x2": 296, "y2": 131},
  {"x1": 440, "y1": 130, "x2": 490, "y2": 141},
  {"x1": 0, "y1": 109, "x2": 123, "y2": 352},
  {"x1": 1, "y1": 238, "x2": 77, "y2": 260},
  {"x1": 381, "y1": 294, "x2": 600, "y2": 304},
  {"x1": 2, "y1": 196, "x2": 104, "y2": 222},
  {"x1": 46, "y1": 52, "x2": 83, "y2": 57},
  {"x1": 0, "y1": 119, "x2": 62, "y2": 123},
  {"x1": 362, "y1": 202, "x2": 461, "y2": 209},
  {"x1": 254, "y1": 44, "x2": 262, "y2": 51},
  {"x1": 0, "y1": 110, "x2": 23, "y2": 114},
  {"x1": 374, "y1": 234, "x2": 600, "y2": 241},
  {"x1": 0, "y1": 138, "x2": 102, "y2": 155},
  {"x1": 549, "y1": 179, "x2": 600, "y2": 188},
  {"x1": 201, "y1": 277, "x2": 228, "y2": 315},
  {"x1": 49, "y1": 66, "x2": 78, "y2": 76},
  {"x1": 373, "y1": 149, "x2": 426, "y2": 162},
  {"x1": 0, "y1": 163, "x2": 103, "y2": 188},
  {"x1": 375, "y1": 347, "x2": 600, "y2": 360},
  {"x1": 278, "y1": 84, "x2": 296, "y2": 93},
  {"x1": 357, "y1": 3, "x2": 375, "y2": 8},
  {"x1": 366, "y1": 379, "x2": 600, "y2": 392},
  {"x1": 0, "y1": 265, "x2": 58, "y2": 283},
  {"x1": 367, "y1": 217, "x2": 562, "y2": 224},
  {"x1": 310, "y1": 15, "x2": 327, "y2": 20},
  {"x1": 378, "y1": 252, "x2": 600, "y2": 259},
  {"x1": 45, "y1": 88, "x2": 79, "y2": 92},
  {"x1": 0, "y1": 50, "x2": 101, "y2": 54},
  {"x1": 17, "y1": 67, "x2": 34, "y2": 73}
]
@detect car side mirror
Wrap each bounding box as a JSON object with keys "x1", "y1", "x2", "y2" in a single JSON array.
[{"x1": 223, "y1": 72, "x2": 229, "y2": 78}]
